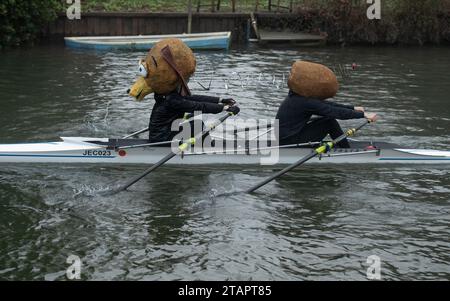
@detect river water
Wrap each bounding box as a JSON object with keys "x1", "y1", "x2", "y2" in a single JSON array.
[{"x1": 0, "y1": 44, "x2": 449, "y2": 280}]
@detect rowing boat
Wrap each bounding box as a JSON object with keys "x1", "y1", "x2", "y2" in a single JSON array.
[
  {"x1": 64, "y1": 32, "x2": 231, "y2": 51},
  {"x1": 0, "y1": 137, "x2": 449, "y2": 165}
]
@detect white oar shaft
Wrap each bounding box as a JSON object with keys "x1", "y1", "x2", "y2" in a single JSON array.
[{"x1": 122, "y1": 127, "x2": 149, "y2": 139}]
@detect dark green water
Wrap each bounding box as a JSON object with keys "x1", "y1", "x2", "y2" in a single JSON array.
[{"x1": 0, "y1": 44, "x2": 449, "y2": 280}]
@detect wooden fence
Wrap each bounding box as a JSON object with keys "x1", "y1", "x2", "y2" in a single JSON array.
[{"x1": 46, "y1": 12, "x2": 300, "y2": 43}]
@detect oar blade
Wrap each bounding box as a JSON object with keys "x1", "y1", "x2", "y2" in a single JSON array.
[
  {"x1": 246, "y1": 151, "x2": 317, "y2": 193},
  {"x1": 114, "y1": 152, "x2": 177, "y2": 193}
]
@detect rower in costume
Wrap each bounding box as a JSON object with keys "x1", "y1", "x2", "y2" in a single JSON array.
[
  {"x1": 276, "y1": 61, "x2": 377, "y2": 147},
  {"x1": 147, "y1": 90, "x2": 237, "y2": 143},
  {"x1": 128, "y1": 38, "x2": 239, "y2": 142}
]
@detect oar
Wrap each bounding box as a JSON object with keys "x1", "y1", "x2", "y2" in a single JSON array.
[
  {"x1": 113, "y1": 112, "x2": 235, "y2": 193},
  {"x1": 246, "y1": 119, "x2": 372, "y2": 194},
  {"x1": 122, "y1": 127, "x2": 149, "y2": 139}
]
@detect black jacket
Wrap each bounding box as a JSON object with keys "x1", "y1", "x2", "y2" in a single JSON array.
[
  {"x1": 276, "y1": 90, "x2": 365, "y2": 141},
  {"x1": 149, "y1": 91, "x2": 224, "y2": 142}
]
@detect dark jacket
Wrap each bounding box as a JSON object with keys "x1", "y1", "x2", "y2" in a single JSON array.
[
  {"x1": 276, "y1": 90, "x2": 365, "y2": 142},
  {"x1": 149, "y1": 91, "x2": 224, "y2": 142}
]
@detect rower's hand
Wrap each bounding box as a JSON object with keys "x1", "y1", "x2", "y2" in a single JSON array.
[
  {"x1": 354, "y1": 106, "x2": 365, "y2": 112},
  {"x1": 365, "y1": 112, "x2": 378, "y2": 123},
  {"x1": 226, "y1": 105, "x2": 240, "y2": 115},
  {"x1": 221, "y1": 98, "x2": 236, "y2": 106}
]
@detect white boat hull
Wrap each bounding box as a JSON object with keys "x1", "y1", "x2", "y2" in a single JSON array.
[{"x1": 0, "y1": 137, "x2": 449, "y2": 165}]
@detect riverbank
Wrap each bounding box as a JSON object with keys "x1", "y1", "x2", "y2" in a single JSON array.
[
  {"x1": 46, "y1": 10, "x2": 450, "y2": 46},
  {"x1": 2, "y1": 1, "x2": 450, "y2": 48}
]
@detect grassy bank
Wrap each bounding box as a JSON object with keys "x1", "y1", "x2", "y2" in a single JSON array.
[
  {"x1": 82, "y1": 0, "x2": 188, "y2": 12},
  {"x1": 81, "y1": 0, "x2": 450, "y2": 13},
  {"x1": 81, "y1": 0, "x2": 292, "y2": 12}
]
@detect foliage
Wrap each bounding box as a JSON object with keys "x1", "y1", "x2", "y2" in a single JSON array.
[
  {"x1": 291, "y1": 0, "x2": 446, "y2": 45},
  {"x1": 0, "y1": 0, "x2": 61, "y2": 49}
]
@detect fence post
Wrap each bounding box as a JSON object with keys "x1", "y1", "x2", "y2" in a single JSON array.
[{"x1": 188, "y1": 0, "x2": 193, "y2": 33}]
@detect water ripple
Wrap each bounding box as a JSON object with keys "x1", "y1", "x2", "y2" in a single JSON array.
[{"x1": 0, "y1": 45, "x2": 449, "y2": 280}]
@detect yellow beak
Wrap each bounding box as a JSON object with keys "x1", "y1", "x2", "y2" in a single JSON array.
[{"x1": 129, "y1": 77, "x2": 153, "y2": 101}]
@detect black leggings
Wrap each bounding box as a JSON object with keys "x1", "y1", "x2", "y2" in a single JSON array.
[{"x1": 281, "y1": 117, "x2": 351, "y2": 148}]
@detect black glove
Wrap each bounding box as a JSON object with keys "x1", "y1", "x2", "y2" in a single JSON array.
[
  {"x1": 221, "y1": 98, "x2": 236, "y2": 106},
  {"x1": 226, "y1": 105, "x2": 240, "y2": 115}
]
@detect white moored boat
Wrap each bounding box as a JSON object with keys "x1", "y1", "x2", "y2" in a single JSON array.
[
  {"x1": 64, "y1": 32, "x2": 232, "y2": 51},
  {"x1": 0, "y1": 137, "x2": 449, "y2": 165}
]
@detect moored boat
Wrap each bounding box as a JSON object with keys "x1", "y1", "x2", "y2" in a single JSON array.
[{"x1": 64, "y1": 32, "x2": 231, "y2": 51}]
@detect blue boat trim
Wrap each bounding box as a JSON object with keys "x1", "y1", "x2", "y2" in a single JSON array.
[
  {"x1": 0, "y1": 142, "x2": 60, "y2": 145},
  {"x1": 379, "y1": 158, "x2": 450, "y2": 161},
  {"x1": 0, "y1": 154, "x2": 115, "y2": 159},
  {"x1": 65, "y1": 36, "x2": 230, "y2": 51}
]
